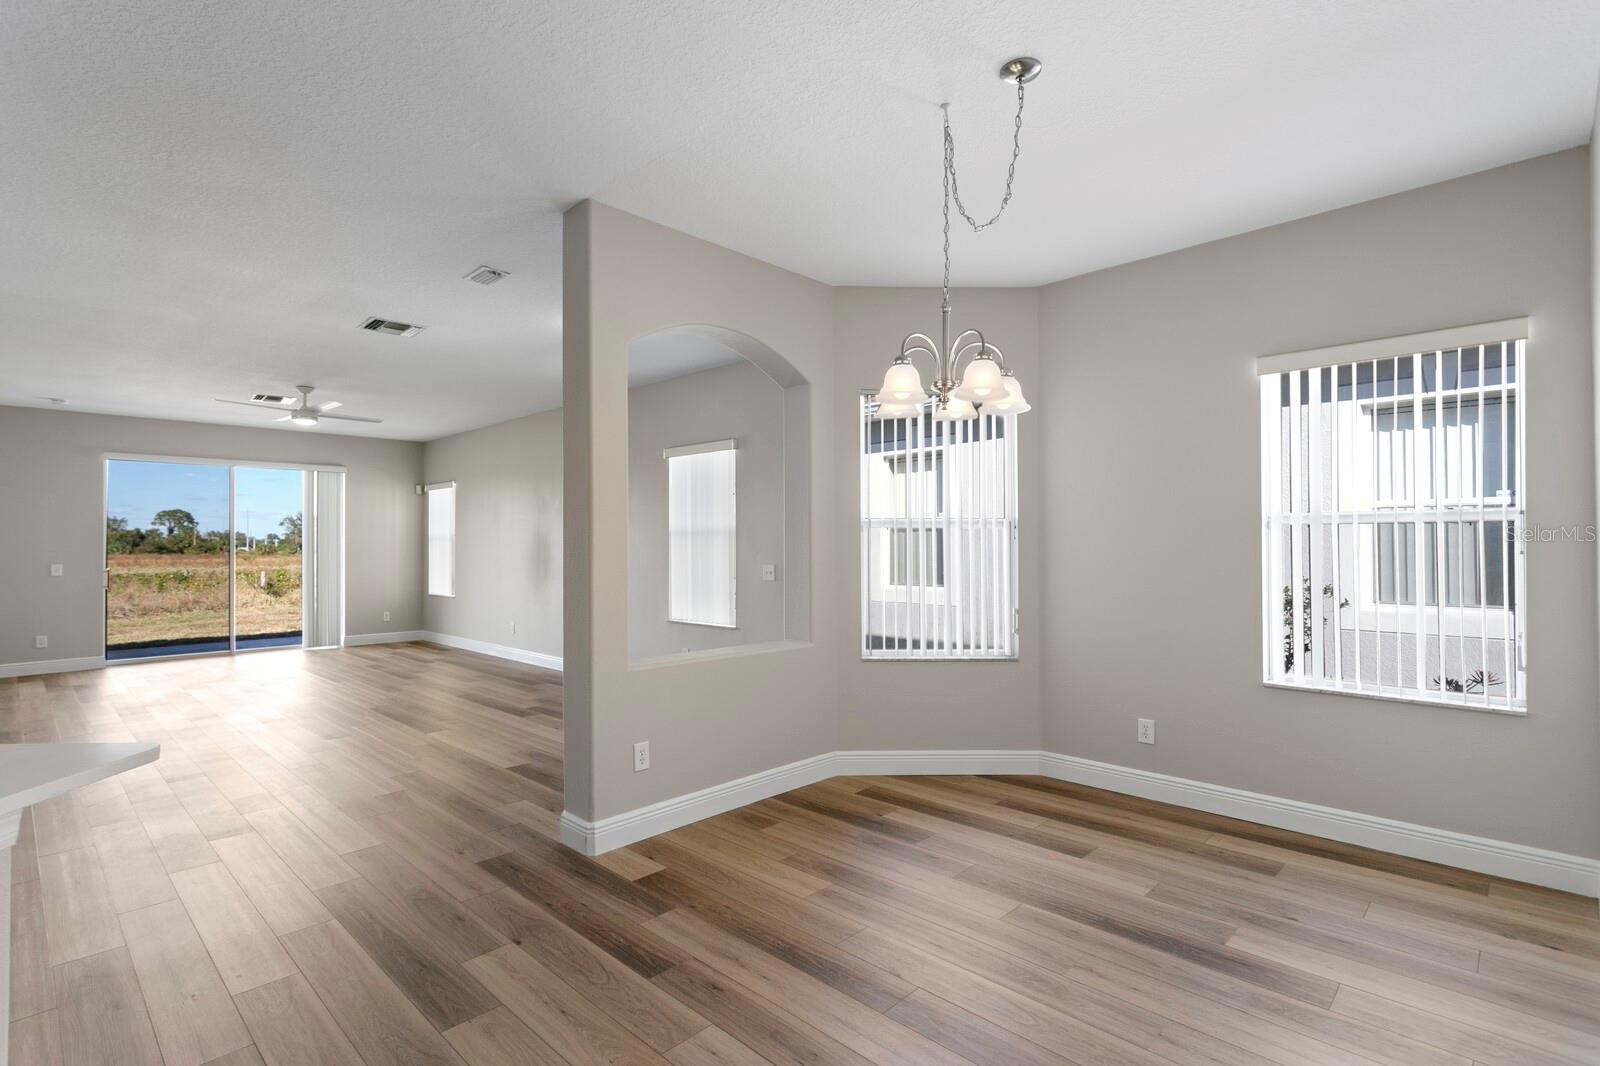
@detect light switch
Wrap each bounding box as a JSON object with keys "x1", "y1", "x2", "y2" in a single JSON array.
[
  {"x1": 49, "y1": 563, "x2": 63, "y2": 576},
  {"x1": 761, "y1": 564, "x2": 776, "y2": 582}
]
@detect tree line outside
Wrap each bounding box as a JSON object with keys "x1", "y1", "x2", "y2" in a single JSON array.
[{"x1": 106, "y1": 510, "x2": 302, "y2": 555}]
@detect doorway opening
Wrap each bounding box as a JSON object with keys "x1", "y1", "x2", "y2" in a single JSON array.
[{"x1": 103, "y1": 457, "x2": 333, "y2": 661}]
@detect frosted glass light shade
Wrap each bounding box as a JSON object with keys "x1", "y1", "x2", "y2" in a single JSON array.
[
  {"x1": 933, "y1": 397, "x2": 978, "y2": 421},
  {"x1": 952, "y1": 354, "x2": 1004, "y2": 403},
  {"x1": 877, "y1": 361, "x2": 924, "y2": 404},
  {"x1": 987, "y1": 375, "x2": 1031, "y2": 414},
  {"x1": 873, "y1": 400, "x2": 922, "y2": 420}
]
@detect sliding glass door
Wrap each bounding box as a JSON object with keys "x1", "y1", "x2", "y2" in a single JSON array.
[
  {"x1": 234, "y1": 465, "x2": 305, "y2": 651},
  {"x1": 104, "y1": 458, "x2": 327, "y2": 661},
  {"x1": 105, "y1": 459, "x2": 234, "y2": 659}
]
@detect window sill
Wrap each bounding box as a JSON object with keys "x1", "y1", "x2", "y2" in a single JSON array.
[
  {"x1": 1262, "y1": 679, "x2": 1526, "y2": 716},
  {"x1": 668, "y1": 619, "x2": 738, "y2": 630},
  {"x1": 862, "y1": 655, "x2": 1020, "y2": 664},
  {"x1": 630, "y1": 640, "x2": 813, "y2": 671}
]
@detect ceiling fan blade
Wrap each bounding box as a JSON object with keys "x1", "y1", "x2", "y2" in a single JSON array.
[
  {"x1": 274, "y1": 414, "x2": 294, "y2": 422},
  {"x1": 315, "y1": 400, "x2": 342, "y2": 412},
  {"x1": 216, "y1": 398, "x2": 291, "y2": 410},
  {"x1": 317, "y1": 411, "x2": 383, "y2": 423}
]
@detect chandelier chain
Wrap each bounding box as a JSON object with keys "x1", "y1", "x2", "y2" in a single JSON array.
[
  {"x1": 942, "y1": 126, "x2": 951, "y2": 300},
  {"x1": 940, "y1": 79, "x2": 1026, "y2": 303},
  {"x1": 945, "y1": 79, "x2": 1026, "y2": 233}
]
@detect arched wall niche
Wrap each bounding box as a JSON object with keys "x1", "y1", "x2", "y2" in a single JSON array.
[{"x1": 624, "y1": 324, "x2": 811, "y2": 661}]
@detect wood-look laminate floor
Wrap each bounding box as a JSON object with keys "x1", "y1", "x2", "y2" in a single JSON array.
[{"x1": 6, "y1": 643, "x2": 1599, "y2": 1066}]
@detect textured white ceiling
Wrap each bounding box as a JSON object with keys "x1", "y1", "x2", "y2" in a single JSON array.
[{"x1": 2, "y1": 1, "x2": 1596, "y2": 439}]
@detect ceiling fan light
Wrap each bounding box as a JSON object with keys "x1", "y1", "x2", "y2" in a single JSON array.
[
  {"x1": 878, "y1": 361, "x2": 924, "y2": 403},
  {"x1": 290, "y1": 412, "x2": 318, "y2": 426},
  {"x1": 952, "y1": 354, "x2": 1004, "y2": 403}
]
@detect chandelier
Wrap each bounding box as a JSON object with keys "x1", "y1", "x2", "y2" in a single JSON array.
[{"x1": 872, "y1": 57, "x2": 1040, "y2": 421}]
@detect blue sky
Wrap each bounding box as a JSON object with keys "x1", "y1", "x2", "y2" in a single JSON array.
[{"x1": 108, "y1": 460, "x2": 303, "y2": 538}]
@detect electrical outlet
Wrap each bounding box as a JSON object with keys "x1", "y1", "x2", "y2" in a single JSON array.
[
  {"x1": 1137, "y1": 718, "x2": 1155, "y2": 745},
  {"x1": 35, "y1": 635, "x2": 48, "y2": 649},
  {"x1": 383, "y1": 611, "x2": 391, "y2": 622},
  {"x1": 49, "y1": 563, "x2": 63, "y2": 577},
  {"x1": 761, "y1": 563, "x2": 776, "y2": 582},
  {"x1": 633, "y1": 740, "x2": 650, "y2": 772}
]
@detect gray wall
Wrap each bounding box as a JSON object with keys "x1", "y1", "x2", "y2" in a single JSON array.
[
  {"x1": 1592, "y1": 86, "x2": 1599, "y2": 684},
  {"x1": 1038, "y1": 148, "x2": 1600, "y2": 858},
  {"x1": 565, "y1": 201, "x2": 833, "y2": 822},
  {"x1": 831, "y1": 287, "x2": 1044, "y2": 753},
  {"x1": 422, "y1": 409, "x2": 563, "y2": 660},
  {"x1": 0, "y1": 406, "x2": 424, "y2": 668},
  {"x1": 627, "y1": 360, "x2": 787, "y2": 660}
]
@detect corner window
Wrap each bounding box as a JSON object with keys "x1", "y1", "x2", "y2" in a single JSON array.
[
  {"x1": 1259, "y1": 331, "x2": 1526, "y2": 710},
  {"x1": 666, "y1": 440, "x2": 737, "y2": 628},
  {"x1": 859, "y1": 400, "x2": 1018, "y2": 659},
  {"x1": 426, "y1": 481, "x2": 456, "y2": 597}
]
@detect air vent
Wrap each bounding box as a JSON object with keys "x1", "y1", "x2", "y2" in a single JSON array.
[
  {"x1": 464, "y1": 265, "x2": 510, "y2": 285},
  {"x1": 361, "y1": 317, "x2": 426, "y2": 337},
  {"x1": 251, "y1": 393, "x2": 295, "y2": 405}
]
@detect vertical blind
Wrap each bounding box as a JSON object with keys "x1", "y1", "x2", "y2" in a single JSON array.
[
  {"x1": 426, "y1": 482, "x2": 456, "y2": 598},
  {"x1": 1259, "y1": 336, "x2": 1526, "y2": 710},
  {"x1": 304, "y1": 468, "x2": 344, "y2": 649},
  {"x1": 666, "y1": 440, "x2": 737, "y2": 628},
  {"x1": 859, "y1": 396, "x2": 1018, "y2": 659}
]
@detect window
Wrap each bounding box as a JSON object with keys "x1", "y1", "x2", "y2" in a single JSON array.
[
  {"x1": 666, "y1": 440, "x2": 737, "y2": 628},
  {"x1": 426, "y1": 481, "x2": 456, "y2": 597},
  {"x1": 1259, "y1": 326, "x2": 1526, "y2": 710},
  {"x1": 860, "y1": 399, "x2": 1018, "y2": 659}
]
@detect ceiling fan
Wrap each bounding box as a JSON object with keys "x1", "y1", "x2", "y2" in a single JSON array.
[{"x1": 215, "y1": 385, "x2": 382, "y2": 426}]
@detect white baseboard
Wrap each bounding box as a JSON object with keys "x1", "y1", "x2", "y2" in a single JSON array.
[
  {"x1": 1, "y1": 633, "x2": 560, "y2": 674},
  {"x1": 558, "y1": 749, "x2": 1048, "y2": 856},
  {"x1": 0, "y1": 655, "x2": 104, "y2": 679},
  {"x1": 1039, "y1": 753, "x2": 1600, "y2": 899},
  {"x1": 417, "y1": 631, "x2": 563, "y2": 672},
  {"x1": 344, "y1": 630, "x2": 428, "y2": 647},
  {"x1": 558, "y1": 747, "x2": 1600, "y2": 897},
  {"x1": 342, "y1": 629, "x2": 562, "y2": 671},
  {"x1": 561, "y1": 752, "x2": 837, "y2": 854}
]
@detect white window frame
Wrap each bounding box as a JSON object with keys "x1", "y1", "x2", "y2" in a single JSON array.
[
  {"x1": 426, "y1": 481, "x2": 456, "y2": 598},
  {"x1": 665, "y1": 439, "x2": 738, "y2": 629},
  {"x1": 859, "y1": 395, "x2": 1019, "y2": 661},
  {"x1": 877, "y1": 450, "x2": 947, "y2": 604},
  {"x1": 1258, "y1": 319, "x2": 1528, "y2": 713}
]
